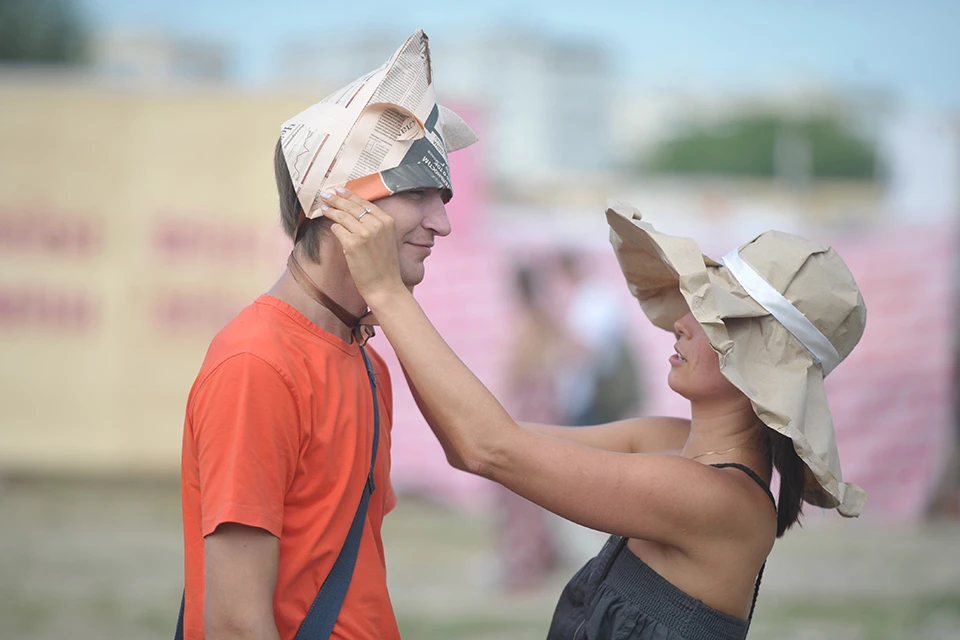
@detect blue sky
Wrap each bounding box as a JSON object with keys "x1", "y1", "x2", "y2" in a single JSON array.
[{"x1": 79, "y1": 0, "x2": 960, "y2": 108}]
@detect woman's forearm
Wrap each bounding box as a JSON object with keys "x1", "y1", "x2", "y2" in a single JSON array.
[{"x1": 369, "y1": 289, "x2": 518, "y2": 474}]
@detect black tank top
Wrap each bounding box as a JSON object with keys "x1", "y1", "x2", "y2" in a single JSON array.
[{"x1": 546, "y1": 463, "x2": 776, "y2": 640}]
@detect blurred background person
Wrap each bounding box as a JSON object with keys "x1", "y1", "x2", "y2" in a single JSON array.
[
  {"x1": 493, "y1": 264, "x2": 563, "y2": 591},
  {"x1": 555, "y1": 249, "x2": 644, "y2": 428},
  {"x1": 548, "y1": 249, "x2": 648, "y2": 569}
]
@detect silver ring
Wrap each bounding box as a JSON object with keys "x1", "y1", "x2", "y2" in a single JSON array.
[{"x1": 357, "y1": 208, "x2": 371, "y2": 221}]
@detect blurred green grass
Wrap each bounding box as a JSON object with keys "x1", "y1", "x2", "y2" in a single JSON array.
[{"x1": 1, "y1": 478, "x2": 958, "y2": 640}]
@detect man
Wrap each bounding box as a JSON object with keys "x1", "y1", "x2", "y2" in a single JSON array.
[{"x1": 178, "y1": 30, "x2": 476, "y2": 640}]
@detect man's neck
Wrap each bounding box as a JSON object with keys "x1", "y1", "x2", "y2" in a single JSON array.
[{"x1": 268, "y1": 245, "x2": 367, "y2": 344}]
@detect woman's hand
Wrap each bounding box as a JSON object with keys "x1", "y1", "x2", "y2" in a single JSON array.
[{"x1": 319, "y1": 187, "x2": 407, "y2": 305}]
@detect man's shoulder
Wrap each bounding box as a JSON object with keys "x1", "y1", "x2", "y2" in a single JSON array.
[
  {"x1": 197, "y1": 296, "x2": 375, "y2": 383},
  {"x1": 208, "y1": 296, "x2": 284, "y2": 351},
  {"x1": 195, "y1": 296, "x2": 299, "y2": 383}
]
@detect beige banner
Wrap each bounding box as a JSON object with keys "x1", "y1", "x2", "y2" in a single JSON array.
[{"x1": 0, "y1": 74, "x2": 322, "y2": 474}]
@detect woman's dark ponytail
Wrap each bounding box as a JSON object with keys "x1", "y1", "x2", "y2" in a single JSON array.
[{"x1": 768, "y1": 429, "x2": 805, "y2": 537}]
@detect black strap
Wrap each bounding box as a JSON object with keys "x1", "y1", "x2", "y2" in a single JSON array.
[
  {"x1": 710, "y1": 462, "x2": 776, "y2": 508},
  {"x1": 287, "y1": 252, "x2": 376, "y2": 346},
  {"x1": 175, "y1": 345, "x2": 380, "y2": 640},
  {"x1": 710, "y1": 462, "x2": 776, "y2": 625},
  {"x1": 174, "y1": 593, "x2": 184, "y2": 640}
]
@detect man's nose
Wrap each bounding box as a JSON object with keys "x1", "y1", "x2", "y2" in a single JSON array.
[{"x1": 423, "y1": 198, "x2": 451, "y2": 237}]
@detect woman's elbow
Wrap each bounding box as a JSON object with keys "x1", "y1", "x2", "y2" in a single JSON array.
[
  {"x1": 460, "y1": 436, "x2": 510, "y2": 480},
  {"x1": 439, "y1": 418, "x2": 518, "y2": 479},
  {"x1": 443, "y1": 449, "x2": 470, "y2": 473},
  {"x1": 440, "y1": 441, "x2": 494, "y2": 477}
]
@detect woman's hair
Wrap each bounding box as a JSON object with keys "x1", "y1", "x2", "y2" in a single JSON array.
[
  {"x1": 275, "y1": 139, "x2": 326, "y2": 262},
  {"x1": 768, "y1": 428, "x2": 805, "y2": 537}
]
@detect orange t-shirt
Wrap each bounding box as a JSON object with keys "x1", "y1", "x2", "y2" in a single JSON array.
[{"x1": 180, "y1": 295, "x2": 399, "y2": 640}]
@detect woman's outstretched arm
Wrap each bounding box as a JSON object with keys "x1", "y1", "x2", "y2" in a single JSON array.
[{"x1": 321, "y1": 189, "x2": 748, "y2": 548}]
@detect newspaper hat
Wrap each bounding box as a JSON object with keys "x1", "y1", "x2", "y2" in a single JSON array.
[
  {"x1": 606, "y1": 201, "x2": 868, "y2": 517},
  {"x1": 279, "y1": 29, "x2": 477, "y2": 227}
]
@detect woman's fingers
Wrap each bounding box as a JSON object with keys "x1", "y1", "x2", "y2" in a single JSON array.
[
  {"x1": 333, "y1": 187, "x2": 376, "y2": 213},
  {"x1": 334, "y1": 188, "x2": 394, "y2": 226},
  {"x1": 323, "y1": 205, "x2": 365, "y2": 235},
  {"x1": 320, "y1": 188, "x2": 367, "y2": 218},
  {"x1": 321, "y1": 187, "x2": 389, "y2": 228},
  {"x1": 328, "y1": 222, "x2": 352, "y2": 247},
  {"x1": 319, "y1": 187, "x2": 395, "y2": 242},
  {"x1": 325, "y1": 198, "x2": 403, "y2": 300}
]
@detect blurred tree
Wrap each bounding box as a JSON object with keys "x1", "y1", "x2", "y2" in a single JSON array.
[
  {"x1": 0, "y1": 0, "x2": 89, "y2": 64},
  {"x1": 644, "y1": 111, "x2": 877, "y2": 180}
]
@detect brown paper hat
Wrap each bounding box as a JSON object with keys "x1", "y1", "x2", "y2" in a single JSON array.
[{"x1": 606, "y1": 201, "x2": 868, "y2": 517}]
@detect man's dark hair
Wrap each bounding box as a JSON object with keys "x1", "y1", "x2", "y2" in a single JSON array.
[{"x1": 275, "y1": 138, "x2": 327, "y2": 262}]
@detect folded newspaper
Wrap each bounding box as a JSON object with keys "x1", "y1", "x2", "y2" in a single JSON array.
[{"x1": 279, "y1": 29, "x2": 478, "y2": 222}]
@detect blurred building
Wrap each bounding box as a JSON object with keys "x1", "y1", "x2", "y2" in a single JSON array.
[
  {"x1": 92, "y1": 29, "x2": 234, "y2": 84},
  {"x1": 276, "y1": 28, "x2": 615, "y2": 185},
  {"x1": 882, "y1": 108, "x2": 960, "y2": 222},
  {"x1": 0, "y1": 68, "x2": 302, "y2": 474},
  {"x1": 613, "y1": 82, "x2": 894, "y2": 163}
]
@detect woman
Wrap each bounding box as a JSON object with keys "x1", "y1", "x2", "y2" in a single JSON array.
[{"x1": 320, "y1": 190, "x2": 867, "y2": 639}]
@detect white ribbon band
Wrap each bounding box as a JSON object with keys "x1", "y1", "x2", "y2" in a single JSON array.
[{"x1": 721, "y1": 250, "x2": 841, "y2": 376}]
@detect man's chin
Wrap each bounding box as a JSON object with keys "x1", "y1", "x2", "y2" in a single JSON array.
[{"x1": 400, "y1": 268, "x2": 425, "y2": 289}]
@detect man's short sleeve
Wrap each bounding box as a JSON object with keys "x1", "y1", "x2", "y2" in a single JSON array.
[{"x1": 190, "y1": 353, "x2": 300, "y2": 538}]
